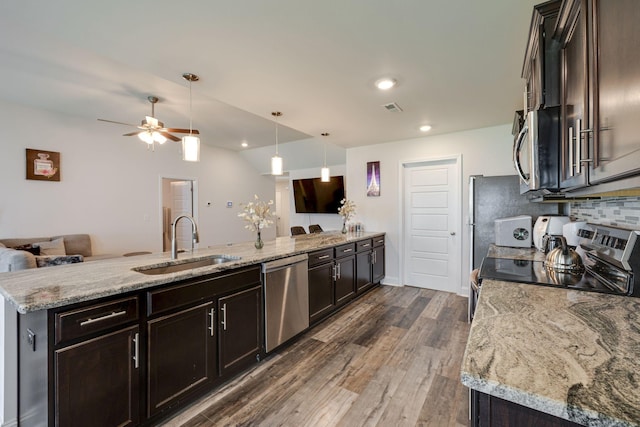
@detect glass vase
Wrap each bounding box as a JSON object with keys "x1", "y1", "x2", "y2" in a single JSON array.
[
  {"x1": 255, "y1": 231, "x2": 264, "y2": 249},
  {"x1": 341, "y1": 221, "x2": 347, "y2": 234}
]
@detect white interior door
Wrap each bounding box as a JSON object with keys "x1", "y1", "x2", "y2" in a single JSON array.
[
  {"x1": 403, "y1": 158, "x2": 460, "y2": 293},
  {"x1": 171, "y1": 181, "x2": 193, "y2": 250}
]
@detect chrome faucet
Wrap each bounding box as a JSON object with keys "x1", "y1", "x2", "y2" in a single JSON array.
[{"x1": 171, "y1": 214, "x2": 199, "y2": 260}]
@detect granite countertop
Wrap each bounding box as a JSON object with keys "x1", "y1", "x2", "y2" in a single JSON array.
[
  {"x1": 0, "y1": 231, "x2": 383, "y2": 314},
  {"x1": 462, "y1": 246, "x2": 640, "y2": 426}
]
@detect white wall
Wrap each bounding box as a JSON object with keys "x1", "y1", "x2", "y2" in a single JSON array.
[
  {"x1": 288, "y1": 165, "x2": 346, "y2": 233},
  {"x1": 0, "y1": 100, "x2": 276, "y2": 253},
  {"x1": 346, "y1": 124, "x2": 516, "y2": 292}
]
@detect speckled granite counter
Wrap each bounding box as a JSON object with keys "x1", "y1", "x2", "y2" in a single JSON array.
[
  {"x1": 0, "y1": 231, "x2": 383, "y2": 314},
  {"x1": 462, "y1": 246, "x2": 640, "y2": 426}
]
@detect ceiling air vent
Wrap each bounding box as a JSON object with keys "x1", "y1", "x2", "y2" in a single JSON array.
[{"x1": 382, "y1": 102, "x2": 403, "y2": 112}]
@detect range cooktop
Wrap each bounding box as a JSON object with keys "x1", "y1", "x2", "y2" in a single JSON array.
[{"x1": 479, "y1": 257, "x2": 623, "y2": 295}]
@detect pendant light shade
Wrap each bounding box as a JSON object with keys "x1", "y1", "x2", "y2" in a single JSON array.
[
  {"x1": 182, "y1": 73, "x2": 200, "y2": 162},
  {"x1": 271, "y1": 111, "x2": 283, "y2": 175},
  {"x1": 321, "y1": 132, "x2": 330, "y2": 182}
]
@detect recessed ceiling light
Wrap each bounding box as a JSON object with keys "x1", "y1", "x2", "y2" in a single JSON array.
[
  {"x1": 375, "y1": 78, "x2": 397, "y2": 90},
  {"x1": 241, "y1": 142, "x2": 248, "y2": 148},
  {"x1": 419, "y1": 125, "x2": 432, "y2": 132}
]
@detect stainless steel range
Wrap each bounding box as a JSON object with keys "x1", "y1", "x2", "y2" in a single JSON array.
[{"x1": 479, "y1": 224, "x2": 640, "y2": 298}]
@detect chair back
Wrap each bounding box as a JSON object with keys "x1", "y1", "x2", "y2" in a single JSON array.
[
  {"x1": 291, "y1": 226, "x2": 307, "y2": 236},
  {"x1": 308, "y1": 224, "x2": 323, "y2": 233}
]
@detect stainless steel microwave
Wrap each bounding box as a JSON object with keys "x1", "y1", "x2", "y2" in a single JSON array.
[{"x1": 513, "y1": 106, "x2": 561, "y2": 194}]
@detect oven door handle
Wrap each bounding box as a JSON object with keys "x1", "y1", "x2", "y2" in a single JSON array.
[{"x1": 513, "y1": 123, "x2": 530, "y2": 185}]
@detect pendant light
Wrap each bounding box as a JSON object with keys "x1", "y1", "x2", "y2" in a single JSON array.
[
  {"x1": 271, "y1": 111, "x2": 283, "y2": 175},
  {"x1": 320, "y1": 132, "x2": 330, "y2": 182},
  {"x1": 182, "y1": 73, "x2": 200, "y2": 162}
]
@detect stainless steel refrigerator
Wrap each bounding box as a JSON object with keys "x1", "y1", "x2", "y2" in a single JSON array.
[{"x1": 469, "y1": 175, "x2": 562, "y2": 270}]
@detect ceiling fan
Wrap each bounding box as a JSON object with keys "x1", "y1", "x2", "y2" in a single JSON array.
[{"x1": 98, "y1": 95, "x2": 199, "y2": 146}]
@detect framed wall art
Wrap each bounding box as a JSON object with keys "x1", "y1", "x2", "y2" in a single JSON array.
[
  {"x1": 366, "y1": 161, "x2": 380, "y2": 197},
  {"x1": 26, "y1": 148, "x2": 60, "y2": 181}
]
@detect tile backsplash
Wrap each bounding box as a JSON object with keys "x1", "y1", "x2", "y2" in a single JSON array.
[{"x1": 570, "y1": 196, "x2": 640, "y2": 229}]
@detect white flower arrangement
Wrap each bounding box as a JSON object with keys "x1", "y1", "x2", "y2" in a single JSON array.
[
  {"x1": 338, "y1": 198, "x2": 356, "y2": 222},
  {"x1": 238, "y1": 195, "x2": 275, "y2": 233}
]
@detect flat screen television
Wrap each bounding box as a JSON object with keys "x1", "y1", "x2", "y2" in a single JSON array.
[{"x1": 292, "y1": 176, "x2": 345, "y2": 214}]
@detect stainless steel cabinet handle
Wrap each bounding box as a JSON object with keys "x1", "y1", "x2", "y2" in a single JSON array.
[
  {"x1": 376, "y1": 239, "x2": 384, "y2": 243},
  {"x1": 208, "y1": 307, "x2": 215, "y2": 337},
  {"x1": 362, "y1": 243, "x2": 371, "y2": 247},
  {"x1": 568, "y1": 126, "x2": 575, "y2": 177},
  {"x1": 513, "y1": 124, "x2": 529, "y2": 184},
  {"x1": 133, "y1": 332, "x2": 139, "y2": 369},
  {"x1": 342, "y1": 248, "x2": 353, "y2": 253},
  {"x1": 318, "y1": 255, "x2": 330, "y2": 260},
  {"x1": 337, "y1": 263, "x2": 341, "y2": 279},
  {"x1": 80, "y1": 310, "x2": 126, "y2": 326},
  {"x1": 374, "y1": 251, "x2": 377, "y2": 264},
  {"x1": 576, "y1": 119, "x2": 582, "y2": 174},
  {"x1": 332, "y1": 265, "x2": 337, "y2": 281},
  {"x1": 221, "y1": 303, "x2": 227, "y2": 331}
]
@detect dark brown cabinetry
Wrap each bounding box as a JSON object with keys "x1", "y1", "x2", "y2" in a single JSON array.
[
  {"x1": 308, "y1": 248, "x2": 337, "y2": 324},
  {"x1": 356, "y1": 239, "x2": 374, "y2": 294},
  {"x1": 145, "y1": 266, "x2": 261, "y2": 419},
  {"x1": 55, "y1": 326, "x2": 140, "y2": 427},
  {"x1": 556, "y1": 0, "x2": 640, "y2": 188},
  {"x1": 471, "y1": 389, "x2": 582, "y2": 427},
  {"x1": 334, "y1": 243, "x2": 356, "y2": 307},
  {"x1": 522, "y1": 0, "x2": 561, "y2": 111},
  {"x1": 218, "y1": 285, "x2": 262, "y2": 377},
  {"x1": 372, "y1": 236, "x2": 385, "y2": 284},
  {"x1": 52, "y1": 296, "x2": 141, "y2": 427},
  {"x1": 147, "y1": 301, "x2": 216, "y2": 417}
]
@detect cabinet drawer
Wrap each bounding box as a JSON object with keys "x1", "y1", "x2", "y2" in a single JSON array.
[
  {"x1": 55, "y1": 296, "x2": 139, "y2": 345},
  {"x1": 335, "y1": 243, "x2": 356, "y2": 258},
  {"x1": 147, "y1": 266, "x2": 261, "y2": 316},
  {"x1": 373, "y1": 235, "x2": 385, "y2": 247},
  {"x1": 307, "y1": 249, "x2": 334, "y2": 267},
  {"x1": 356, "y1": 239, "x2": 373, "y2": 252}
]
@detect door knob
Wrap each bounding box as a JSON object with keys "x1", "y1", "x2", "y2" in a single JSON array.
[{"x1": 450, "y1": 232, "x2": 456, "y2": 236}]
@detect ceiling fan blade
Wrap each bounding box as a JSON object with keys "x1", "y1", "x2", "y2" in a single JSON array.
[
  {"x1": 159, "y1": 132, "x2": 181, "y2": 142},
  {"x1": 164, "y1": 128, "x2": 200, "y2": 134},
  {"x1": 123, "y1": 131, "x2": 142, "y2": 136},
  {"x1": 97, "y1": 118, "x2": 139, "y2": 127}
]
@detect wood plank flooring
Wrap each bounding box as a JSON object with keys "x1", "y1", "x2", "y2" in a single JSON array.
[{"x1": 160, "y1": 285, "x2": 470, "y2": 427}]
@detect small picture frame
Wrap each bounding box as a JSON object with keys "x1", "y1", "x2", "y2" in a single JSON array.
[
  {"x1": 366, "y1": 161, "x2": 380, "y2": 197},
  {"x1": 26, "y1": 149, "x2": 60, "y2": 181}
]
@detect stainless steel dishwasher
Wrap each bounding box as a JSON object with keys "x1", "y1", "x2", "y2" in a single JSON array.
[{"x1": 262, "y1": 253, "x2": 309, "y2": 352}]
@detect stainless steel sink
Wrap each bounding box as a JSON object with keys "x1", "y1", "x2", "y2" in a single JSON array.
[{"x1": 133, "y1": 255, "x2": 241, "y2": 275}]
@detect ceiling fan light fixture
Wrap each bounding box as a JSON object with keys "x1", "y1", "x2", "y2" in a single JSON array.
[
  {"x1": 153, "y1": 132, "x2": 167, "y2": 144},
  {"x1": 138, "y1": 131, "x2": 154, "y2": 145},
  {"x1": 182, "y1": 73, "x2": 201, "y2": 162}
]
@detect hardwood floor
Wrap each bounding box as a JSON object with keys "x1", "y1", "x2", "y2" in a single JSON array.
[{"x1": 160, "y1": 285, "x2": 471, "y2": 427}]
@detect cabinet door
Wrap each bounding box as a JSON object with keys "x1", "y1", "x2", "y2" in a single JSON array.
[
  {"x1": 356, "y1": 251, "x2": 373, "y2": 294},
  {"x1": 559, "y1": 0, "x2": 590, "y2": 189},
  {"x1": 372, "y1": 246, "x2": 385, "y2": 284},
  {"x1": 308, "y1": 262, "x2": 335, "y2": 324},
  {"x1": 147, "y1": 301, "x2": 216, "y2": 417},
  {"x1": 218, "y1": 285, "x2": 262, "y2": 377},
  {"x1": 335, "y1": 255, "x2": 355, "y2": 306},
  {"x1": 589, "y1": 0, "x2": 640, "y2": 184},
  {"x1": 55, "y1": 325, "x2": 140, "y2": 427}
]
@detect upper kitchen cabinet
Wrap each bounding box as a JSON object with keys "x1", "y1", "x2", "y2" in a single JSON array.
[
  {"x1": 555, "y1": 0, "x2": 640, "y2": 189},
  {"x1": 522, "y1": 0, "x2": 562, "y2": 112}
]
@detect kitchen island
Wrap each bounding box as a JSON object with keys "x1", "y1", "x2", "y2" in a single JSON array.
[
  {"x1": 0, "y1": 231, "x2": 383, "y2": 313},
  {"x1": 462, "y1": 247, "x2": 640, "y2": 427},
  {"x1": 1, "y1": 231, "x2": 385, "y2": 427}
]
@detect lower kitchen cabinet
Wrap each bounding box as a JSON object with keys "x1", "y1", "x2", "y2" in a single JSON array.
[
  {"x1": 55, "y1": 325, "x2": 140, "y2": 427},
  {"x1": 335, "y1": 255, "x2": 355, "y2": 306},
  {"x1": 471, "y1": 389, "x2": 582, "y2": 427},
  {"x1": 372, "y1": 245, "x2": 385, "y2": 284},
  {"x1": 308, "y1": 260, "x2": 336, "y2": 324},
  {"x1": 218, "y1": 285, "x2": 262, "y2": 377},
  {"x1": 147, "y1": 301, "x2": 217, "y2": 417}
]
